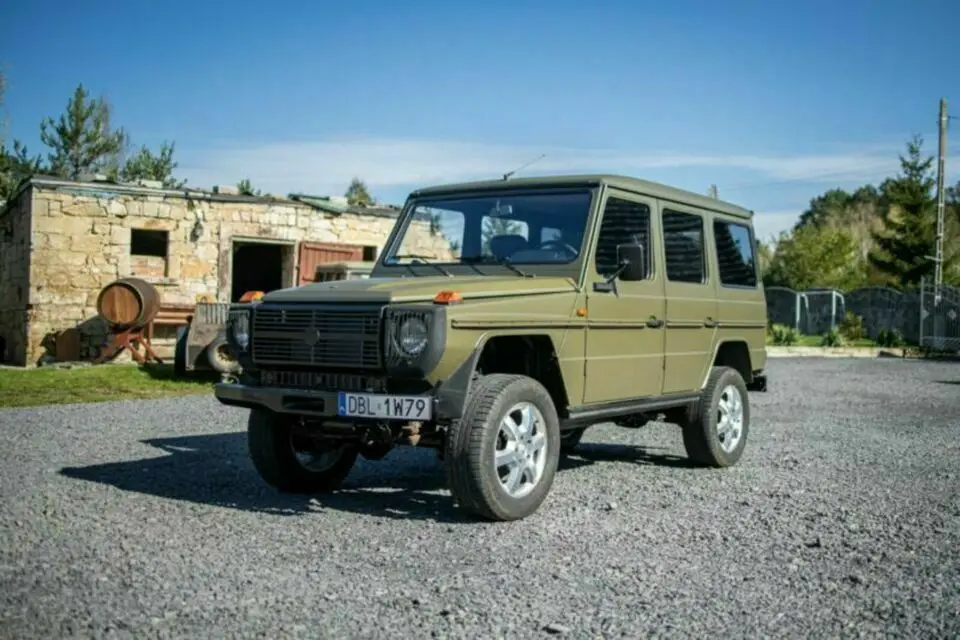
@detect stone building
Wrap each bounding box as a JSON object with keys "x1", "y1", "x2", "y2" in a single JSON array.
[{"x1": 0, "y1": 175, "x2": 450, "y2": 366}]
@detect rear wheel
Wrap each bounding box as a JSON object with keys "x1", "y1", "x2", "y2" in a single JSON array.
[
  {"x1": 444, "y1": 374, "x2": 561, "y2": 521},
  {"x1": 247, "y1": 410, "x2": 358, "y2": 493},
  {"x1": 681, "y1": 366, "x2": 750, "y2": 467}
]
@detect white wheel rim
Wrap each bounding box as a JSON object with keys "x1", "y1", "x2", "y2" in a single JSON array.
[
  {"x1": 716, "y1": 384, "x2": 744, "y2": 453},
  {"x1": 494, "y1": 401, "x2": 548, "y2": 499}
]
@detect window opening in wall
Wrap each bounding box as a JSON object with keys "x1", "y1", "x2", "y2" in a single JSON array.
[
  {"x1": 129, "y1": 229, "x2": 169, "y2": 278},
  {"x1": 662, "y1": 209, "x2": 706, "y2": 283},
  {"x1": 130, "y1": 229, "x2": 168, "y2": 257},
  {"x1": 362, "y1": 245, "x2": 378, "y2": 261}
]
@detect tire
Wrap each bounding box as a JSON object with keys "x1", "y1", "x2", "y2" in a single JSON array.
[
  {"x1": 444, "y1": 373, "x2": 561, "y2": 521},
  {"x1": 206, "y1": 336, "x2": 239, "y2": 374},
  {"x1": 681, "y1": 366, "x2": 750, "y2": 467},
  {"x1": 247, "y1": 409, "x2": 359, "y2": 493},
  {"x1": 559, "y1": 427, "x2": 586, "y2": 454}
]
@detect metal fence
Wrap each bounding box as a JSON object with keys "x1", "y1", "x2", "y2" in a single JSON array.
[{"x1": 764, "y1": 279, "x2": 960, "y2": 350}]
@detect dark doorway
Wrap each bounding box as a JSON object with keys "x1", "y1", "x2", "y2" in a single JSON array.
[{"x1": 231, "y1": 242, "x2": 288, "y2": 302}]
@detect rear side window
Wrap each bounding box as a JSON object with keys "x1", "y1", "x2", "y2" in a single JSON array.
[
  {"x1": 713, "y1": 219, "x2": 757, "y2": 287},
  {"x1": 662, "y1": 209, "x2": 705, "y2": 283}
]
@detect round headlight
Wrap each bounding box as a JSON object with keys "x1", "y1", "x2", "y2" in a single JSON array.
[
  {"x1": 397, "y1": 317, "x2": 428, "y2": 356},
  {"x1": 232, "y1": 313, "x2": 250, "y2": 351}
]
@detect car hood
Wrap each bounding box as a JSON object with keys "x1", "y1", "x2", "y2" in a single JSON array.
[{"x1": 260, "y1": 275, "x2": 578, "y2": 304}]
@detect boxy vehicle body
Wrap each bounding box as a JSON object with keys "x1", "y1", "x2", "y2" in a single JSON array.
[{"x1": 215, "y1": 174, "x2": 768, "y2": 521}]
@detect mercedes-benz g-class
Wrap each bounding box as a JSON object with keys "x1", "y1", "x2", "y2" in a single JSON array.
[{"x1": 215, "y1": 174, "x2": 769, "y2": 521}]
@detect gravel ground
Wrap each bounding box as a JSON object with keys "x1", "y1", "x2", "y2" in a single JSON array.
[{"x1": 1, "y1": 357, "x2": 959, "y2": 638}]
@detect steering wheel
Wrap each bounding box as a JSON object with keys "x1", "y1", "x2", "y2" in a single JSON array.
[{"x1": 537, "y1": 240, "x2": 579, "y2": 257}]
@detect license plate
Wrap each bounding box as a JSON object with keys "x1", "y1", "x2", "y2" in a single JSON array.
[{"x1": 336, "y1": 392, "x2": 433, "y2": 420}]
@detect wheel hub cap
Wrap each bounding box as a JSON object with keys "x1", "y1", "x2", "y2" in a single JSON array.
[
  {"x1": 716, "y1": 384, "x2": 744, "y2": 453},
  {"x1": 494, "y1": 402, "x2": 548, "y2": 499}
]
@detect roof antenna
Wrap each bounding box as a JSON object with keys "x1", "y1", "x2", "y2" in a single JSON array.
[{"x1": 503, "y1": 153, "x2": 546, "y2": 181}]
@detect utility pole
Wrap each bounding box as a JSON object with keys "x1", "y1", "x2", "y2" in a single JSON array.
[
  {"x1": 708, "y1": 184, "x2": 718, "y2": 199},
  {"x1": 934, "y1": 97, "x2": 948, "y2": 302}
]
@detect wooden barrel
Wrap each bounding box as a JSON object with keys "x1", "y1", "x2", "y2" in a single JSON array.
[{"x1": 96, "y1": 277, "x2": 161, "y2": 329}]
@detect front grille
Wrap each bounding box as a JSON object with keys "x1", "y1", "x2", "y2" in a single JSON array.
[{"x1": 251, "y1": 305, "x2": 382, "y2": 368}]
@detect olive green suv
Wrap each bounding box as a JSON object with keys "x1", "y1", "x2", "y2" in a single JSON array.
[{"x1": 215, "y1": 174, "x2": 769, "y2": 521}]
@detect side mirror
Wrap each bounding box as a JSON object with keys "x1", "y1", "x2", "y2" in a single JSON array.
[{"x1": 616, "y1": 243, "x2": 647, "y2": 281}]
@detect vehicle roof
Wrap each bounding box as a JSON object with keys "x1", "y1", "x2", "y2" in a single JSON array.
[{"x1": 409, "y1": 173, "x2": 753, "y2": 220}]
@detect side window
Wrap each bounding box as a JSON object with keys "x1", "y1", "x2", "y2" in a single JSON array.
[
  {"x1": 662, "y1": 209, "x2": 705, "y2": 283},
  {"x1": 713, "y1": 219, "x2": 757, "y2": 287},
  {"x1": 594, "y1": 197, "x2": 651, "y2": 278}
]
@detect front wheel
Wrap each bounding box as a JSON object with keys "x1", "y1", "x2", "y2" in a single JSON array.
[
  {"x1": 247, "y1": 410, "x2": 359, "y2": 493},
  {"x1": 444, "y1": 374, "x2": 561, "y2": 521},
  {"x1": 681, "y1": 366, "x2": 750, "y2": 467}
]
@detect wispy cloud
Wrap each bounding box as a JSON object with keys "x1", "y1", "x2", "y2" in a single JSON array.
[{"x1": 176, "y1": 135, "x2": 953, "y2": 200}]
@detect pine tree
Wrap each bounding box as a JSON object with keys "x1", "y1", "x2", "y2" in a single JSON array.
[
  {"x1": 344, "y1": 177, "x2": 372, "y2": 206},
  {"x1": 39, "y1": 83, "x2": 129, "y2": 180},
  {"x1": 867, "y1": 135, "x2": 938, "y2": 287}
]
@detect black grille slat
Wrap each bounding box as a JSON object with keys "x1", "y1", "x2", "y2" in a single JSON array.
[{"x1": 251, "y1": 306, "x2": 383, "y2": 368}]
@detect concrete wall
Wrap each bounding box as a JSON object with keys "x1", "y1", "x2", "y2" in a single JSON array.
[
  {"x1": 0, "y1": 189, "x2": 32, "y2": 365},
  {"x1": 10, "y1": 179, "x2": 453, "y2": 366}
]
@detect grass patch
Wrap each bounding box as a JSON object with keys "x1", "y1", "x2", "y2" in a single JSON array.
[{"x1": 0, "y1": 363, "x2": 219, "y2": 409}]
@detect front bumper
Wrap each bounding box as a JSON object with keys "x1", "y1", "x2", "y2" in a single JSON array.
[
  {"x1": 215, "y1": 382, "x2": 339, "y2": 416},
  {"x1": 214, "y1": 381, "x2": 445, "y2": 421}
]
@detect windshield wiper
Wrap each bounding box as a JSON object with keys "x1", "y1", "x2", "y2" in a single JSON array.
[
  {"x1": 390, "y1": 254, "x2": 453, "y2": 277},
  {"x1": 461, "y1": 255, "x2": 533, "y2": 278}
]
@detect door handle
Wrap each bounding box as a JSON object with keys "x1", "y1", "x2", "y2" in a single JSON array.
[
  {"x1": 704, "y1": 317, "x2": 719, "y2": 328},
  {"x1": 646, "y1": 317, "x2": 664, "y2": 328}
]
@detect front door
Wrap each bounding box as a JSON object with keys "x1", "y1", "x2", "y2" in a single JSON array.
[
  {"x1": 583, "y1": 190, "x2": 665, "y2": 404},
  {"x1": 660, "y1": 205, "x2": 718, "y2": 394}
]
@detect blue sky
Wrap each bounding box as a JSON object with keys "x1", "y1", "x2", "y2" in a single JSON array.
[{"x1": 2, "y1": 0, "x2": 958, "y2": 241}]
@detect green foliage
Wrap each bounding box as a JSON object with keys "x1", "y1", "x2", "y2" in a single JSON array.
[
  {"x1": 867, "y1": 135, "x2": 941, "y2": 286},
  {"x1": 837, "y1": 310, "x2": 866, "y2": 342},
  {"x1": 763, "y1": 224, "x2": 866, "y2": 291},
  {"x1": 237, "y1": 178, "x2": 261, "y2": 196},
  {"x1": 39, "y1": 84, "x2": 129, "y2": 180},
  {"x1": 819, "y1": 326, "x2": 845, "y2": 347},
  {"x1": 119, "y1": 141, "x2": 184, "y2": 188},
  {"x1": 0, "y1": 140, "x2": 42, "y2": 202},
  {"x1": 344, "y1": 177, "x2": 372, "y2": 206},
  {"x1": 876, "y1": 328, "x2": 905, "y2": 348},
  {"x1": 764, "y1": 134, "x2": 960, "y2": 290},
  {"x1": 768, "y1": 323, "x2": 799, "y2": 346}
]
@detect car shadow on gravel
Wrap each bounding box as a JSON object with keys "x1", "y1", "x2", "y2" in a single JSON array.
[
  {"x1": 563, "y1": 442, "x2": 697, "y2": 469},
  {"x1": 59, "y1": 432, "x2": 697, "y2": 523},
  {"x1": 59, "y1": 431, "x2": 466, "y2": 523}
]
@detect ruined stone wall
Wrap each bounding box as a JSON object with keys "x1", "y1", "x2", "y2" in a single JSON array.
[
  {"x1": 0, "y1": 190, "x2": 32, "y2": 365},
  {"x1": 23, "y1": 182, "x2": 454, "y2": 365}
]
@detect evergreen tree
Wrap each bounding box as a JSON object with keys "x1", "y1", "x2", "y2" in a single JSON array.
[
  {"x1": 237, "y1": 178, "x2": 261, "y2": 196},
  {"x1": 867, "y1": 135, "x2": 938, "y2": 287},
  {"x1": 39, "y1": 83, "x2": 129, "y2": 180},
  {"x1": 119, "y1": 141, "x2": 185, "y2": 188},
  {"x1": 344, "y1": 177, "x2": 373, "y2": 206}
]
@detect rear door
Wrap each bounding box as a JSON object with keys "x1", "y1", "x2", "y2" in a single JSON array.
[{"x1": 660, "y1": 205, "x2": 718, "y2": 394}]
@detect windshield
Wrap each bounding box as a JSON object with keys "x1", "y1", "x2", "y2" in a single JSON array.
[{"x1": 382, "y1": 188, "x2": 593, "y2": 268}]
